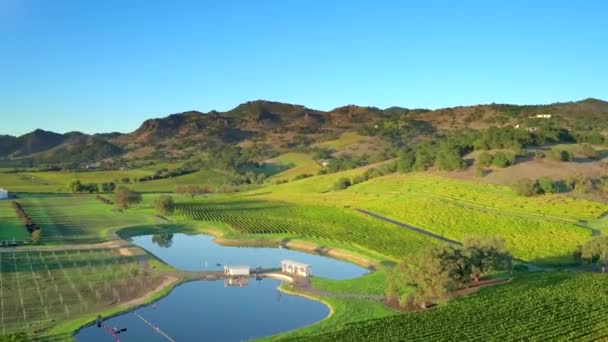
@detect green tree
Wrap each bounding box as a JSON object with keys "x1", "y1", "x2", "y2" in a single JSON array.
[
  {"x1": 152, "y1": 233, "x2": 174, "y2": 248},
  {"x1": 397, "y1": 149, "x2": 416, "y2": 173},
  {"x1": 491, "y1": 151, "x2": 514, "y2": 168},
  {"x1": 114, "y1": 186, "x2": 142, "y2": 210},
  {"x1": 474, "y1": 165, "x2": 485, "y2": 178},
  {"x1": 463, "y1": 236, "x2": 512, "y2": 282},
  {"x1": 537, "y1": 176, "x2": 556, "y2": 194},
  {"x1": 333, "y1": 177, "x2": 352, "y2": 190},
  {"x1": 154, "y1": 195, "x2": 175, "y2": 215},
  {"x1": 578, "y1": 143, "x2": 598, "y2": 159},
  {"x1": 31, "y1": 229, "x2": 42, "y2": 244},
  {"x1": 68, "y1": 179, "x2": 82, "y2": 193},
  {"x1": 581, "y1": 236, "x2": 608, "y2": 272},
  {"x1": 435, "y1": 144, "x2": 465, "y2": 171},
  {"x1": 511, "y1": 178, "x2": 538, "y2": 197},
  {"x1": 477, "y1": 152, "x2": 493, "y2": 167}
]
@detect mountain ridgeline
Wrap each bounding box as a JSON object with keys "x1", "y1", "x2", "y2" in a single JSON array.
[{"x1": 1, "y1": 98, "x2": 608, "y2": 167}]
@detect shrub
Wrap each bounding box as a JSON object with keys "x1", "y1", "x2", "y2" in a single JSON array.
[
  {"x1": 474, "y1": 166, "x2": 485, "y2": 178},
  {"x1": 334, "y1": 177, "x2": 352, "y2": 190},
  {"x1": 154, "y1": 195, "x2": 175, "y2": 215},
  {"x1": 492, "y1": 151, "x2": 515, "y2": 168},
  {"x1": 512, "y1": 178, "x2": 539, "y2": 197},
  {"x1": 548, "y1": 148, "x2": 573, "y2": 162},
  {"x1": 578, "y1": 144, "x2": 598, "y2": 159},
  {"x1": 537, "y1": 177, "x2": 556, "y2": 194},
  {"x1": 477, "y1": 152, "x2": 493, "y2": 167}
]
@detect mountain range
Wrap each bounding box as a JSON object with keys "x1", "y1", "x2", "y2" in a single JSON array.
[{"x1": 1, "y1": 98, "x2": 607, "y2": 165}]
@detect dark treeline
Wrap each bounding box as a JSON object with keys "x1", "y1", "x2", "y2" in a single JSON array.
[{"x1": 11, "y1": 201, "x2": 41, "y2": 243}]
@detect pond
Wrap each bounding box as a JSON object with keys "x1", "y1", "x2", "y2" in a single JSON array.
[
  {"x1": 75, "y1": 278, "x2": 330, "y2": 342},
  {"x1": 130, "y1": 233, "x2": 369, "y2": 280}
]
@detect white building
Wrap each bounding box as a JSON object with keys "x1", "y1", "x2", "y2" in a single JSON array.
[
  {"x1": 223, "y1": 265, "x2": 250, "y2": 277},
  {"x1": 281, "y1": 260, "x2": 312, "y2": 277},
  {"x1": 0, "y1": 189, "x2": 7, "y2": 200}
]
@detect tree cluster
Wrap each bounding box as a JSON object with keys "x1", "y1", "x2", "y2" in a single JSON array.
[
  {"x1": 175, "y1": 184, "x2": 212, "y2": 198},
  {"x1": 114, "y1": 186, "x2": 142, "y2": 210},
  {"x1": 11, "y1": 201, "x2": 41, "y2": 243},
  {"x1": 154, "y1": 195, "x2": 175, "y2": 216},
  {"x1": 387, "y1": 237, "x2": 512, "y2": 308},
  {"x1": 576, "y1": 236, "x2": 608, "y2": 272}
]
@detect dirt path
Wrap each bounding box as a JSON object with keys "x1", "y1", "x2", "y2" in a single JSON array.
[
  {"x1": 356, "y1": 208, "x2": 553, "y2": 272},
  {"x1": 355, "y1": 208, "x2": 461, "y2": 245},
  {"x1": 119, "y1": 276, "x2": 178, "y2": 308}
]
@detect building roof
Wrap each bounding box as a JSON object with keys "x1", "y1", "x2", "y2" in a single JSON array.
[
  {"x1": 281, "y1": 259, "x2": 310, "y2": 268},
  {"x1": 224, "y1": 265, "x2": 250, "y2": 270}
]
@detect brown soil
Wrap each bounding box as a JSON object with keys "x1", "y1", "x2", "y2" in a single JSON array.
[{"x1": 119, "y1": 275, "x2": 178, "y2": 308}]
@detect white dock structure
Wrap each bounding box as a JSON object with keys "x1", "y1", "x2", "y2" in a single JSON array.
[
  {"x1": 223, "y1": 265, "x2": 250, "y2": 277},
  {"x1": 281, "y1": 260, "x2": 312, "y2": 277},
  {"x1": 0, "y1": 189, "x2": 7, "y2": 200}
]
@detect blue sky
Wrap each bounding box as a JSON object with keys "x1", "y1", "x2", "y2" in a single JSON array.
[{"x1": 1, "y1": 0, "x2": 606, "y2": 136}]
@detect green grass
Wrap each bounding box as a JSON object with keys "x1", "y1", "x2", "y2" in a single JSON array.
[
  {"x1": 252, "y1": 172, "x2": 605, "y2": 264},
  {"x1": 13, "y1": 195, "x2": 156, "y2": 244},
  {"x1": 315, "y1": 132, "x2": 363, "y2": 149},
  {"x1": 0, "y1": 201, "x2": 29, "y2": 241},
  {"x1": 281, "y1": 271, "x2": 608, "y2": 341},
  {"x1": 174, "y1": 198, "x2": 438, "y2": 260},
  {"x1": 259, "y1": 293, "x2": 395, "y2": 341},
  {"x1": 129, "y1": 169, "x2": 231, "y2": 192},
  {"x1": 266, "y1": 153, "x2": 322, "y2": 182},
  {"x1": 0, "y1": 248, "x2": 165, "y2": 338},
  {"x1": 311, "y1": 269, "x2": 389, "y2": 296}
]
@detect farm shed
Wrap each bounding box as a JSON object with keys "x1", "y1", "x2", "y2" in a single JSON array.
[
  {"x1": 0, "y1": 188, "x2": 7, "y2": 200},
  {"x1": 281, "y1": 260, "x2": 312, "y2": 277},
  {"x1": 224, "y1": 265, "x2": 250, "y2": 277}
]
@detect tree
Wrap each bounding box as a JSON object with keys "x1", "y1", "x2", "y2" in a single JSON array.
[
  {"x1": 31, "y1": 229, "x2": 42, "y2": 244},
  {"x1": 114, "y1": 186, "x2": 142, "y2": 209},
  {"x1": 548, "y1": 148, "x2": 573, "y2": 162},
  {"x1": 511, "y1": 178, "x2": 538, "y2": 197},
  {"x1": 175, "y1": 185, "x2": 209, "y2": 199},
  {"x1": 491, "y1": 151, "x2": 515, "y2": 168},
  {"x1": 68, "y1": 180, "x2": 82, "y2": 193},
  {"x1": 462, "y1": 236, "x2": 512, "y2": 282},
  {"x1": 537, "y1": 176, "x2": 556, "y2": 194},
  {"x1": 565, "y1": 174, "x2": 593, "y2": 194},
  {"x1": 435, "y1": 144, "x2": 465, "y2": 171},
  {"x1": 397, "y1": 149, "x2": 416, "y2": 173},
  {"x1": 333, "y1": 177, "x2": 352, "y2": 190},
  {"x1": 152, "y1": 233, "x2": 174, "y2": 248},
  {"x1": 474, "y1": 165, "x2": 485, "y2": 178},
  {"x1": 578, "y1": 143, "x2": 598, "y2": 159},
  {"x1": 477, "y1": 152, "x2": 493, "y2": 167},
  {"x1": 581, "y1": 236, "x2": 608, "y2": 272},
  {"x1": 154, "y1": 195, "x2": 175, "y2": 215}
]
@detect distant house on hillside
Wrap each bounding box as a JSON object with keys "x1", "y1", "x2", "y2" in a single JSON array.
[
  {"x1": 0, "y1": 188, "x2": 8, "y2": 200},
  {"x1": 531, "y1": 114, "x2": 552, "y2": 119}
]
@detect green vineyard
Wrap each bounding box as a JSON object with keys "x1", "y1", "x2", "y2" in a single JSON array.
[
  {"x1": 280, "y1": 272, "x2": 608, "y2": 342},
  {"x1": 0, "y1": 249, "x2": 163, "y2": 336},
  {"x1": 175, "y1": 199, "x2": 438, "y2": 259},
  {"x1": 258, "y1": 173, "x2": 605, "y2": 263}
]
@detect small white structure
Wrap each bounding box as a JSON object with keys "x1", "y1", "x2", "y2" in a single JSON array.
[
  {"x1": 223, "y1": 265, "x2": 250, "y2": 277},
  {"x1": 281, "y1": 260, "x2": 312, "y2": 277},
  {"x1": 535, "y1": 114, "x2": 552, "y2": 119},
  {"x1": 0, "y1": 188, "x2": 7, "y2": 200}
]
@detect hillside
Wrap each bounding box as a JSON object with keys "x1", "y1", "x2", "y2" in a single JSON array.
[{"x1": 2, "y1": 98, "x2": 607, "y2": 167}]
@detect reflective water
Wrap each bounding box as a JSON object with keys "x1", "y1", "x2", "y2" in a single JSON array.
[
  {"x1": 131, "y1": 233, "x2": 368, "y2": 280},
  {"x1": 75, "y1": 279, "x2": 329, "y2": 342}
]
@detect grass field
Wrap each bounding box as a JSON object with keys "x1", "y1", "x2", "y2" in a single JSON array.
[
  {"x1": 266, "y1": 153, "x2": 322, "y2": 181},
  {"x1": 174, "y1": 198, "x2": 438, "y2": 260},
  {"x1": 12, "y1": 195, "x2": 155, "y2": 244},
  {"x1": 315, "y1": 132, "x2": 363, "y2": 149},
  {"x1": 0, "y1": 248, "x2": 164, "y2": 338},
  {"x1": 0, "y1": 201, "x2": 30, "y2": 241},
  {"x1": 250, "y1": 172, "x2": 606, "y2": 264},
  {"x1": 280, "y1": 272, "x2": 608, "y2": 341}
]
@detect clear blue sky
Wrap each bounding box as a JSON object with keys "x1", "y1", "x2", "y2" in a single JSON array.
[{"x1": 1, "y1": 0, "x2": 606, "y2": 136}]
